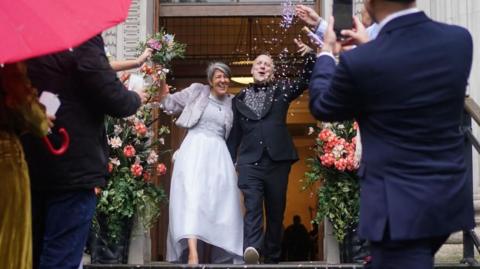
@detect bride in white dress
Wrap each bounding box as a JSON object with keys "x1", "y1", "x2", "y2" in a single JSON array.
[{"x1": 159, "y1": 63, "x2": 243, "y2": 264}]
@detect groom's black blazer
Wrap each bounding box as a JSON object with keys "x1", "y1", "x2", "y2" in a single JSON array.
[{"x1": 227, "y1": 55, "x2": 315, "y2": 165}]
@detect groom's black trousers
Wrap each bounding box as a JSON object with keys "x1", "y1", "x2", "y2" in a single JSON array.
[{"x1": 237, "y1": 153, "x2": 291, "y2": 263}]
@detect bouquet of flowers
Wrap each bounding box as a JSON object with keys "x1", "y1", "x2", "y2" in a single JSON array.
[
  {"x1": 137, "y1": 28, "x2": 186, "y2": 87},
  {"x1": 142, "y1": 30, "x2": 186, "y2": 66},
  {"x1": 304, "y1": 121, "x2": 360, "y2": 241}
]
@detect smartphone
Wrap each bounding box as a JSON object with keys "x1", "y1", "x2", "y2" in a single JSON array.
[{"x1": 333, "y1": 0, "x2": 353, "y2": 39}]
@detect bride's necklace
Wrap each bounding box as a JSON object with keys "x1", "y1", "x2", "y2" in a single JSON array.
[{"x1": 209, "y1": 94, "x2": 224, "y2": 112}]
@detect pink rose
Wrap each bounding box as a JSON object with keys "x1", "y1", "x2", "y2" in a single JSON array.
[
  {"x1": 147, "y1": 39, "x2": 162, "y2": 51},
  {"x1": 135, "y1": 122, "x2": 148, "y2": 137},
  {"x1": 107, "y1": 163, "x2": 113, "y2": 173},
  {"x1": 130, "y1": 163, "x2": 143, "y2": 177},
  {"x1": 123, "y1": 145, "x2": 136, "y2": 158},
  {"x1": 143, "y1": 172, "x2": 151, "y2": 182},
  {"x1": 156, "y1": 163, "x2": 167, "y2": 176},
  {"x1": 318, "y1": 129, "x2": 333, "y2": 142}
]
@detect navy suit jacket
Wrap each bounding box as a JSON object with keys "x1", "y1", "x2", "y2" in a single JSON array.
[{"x1": 309, "y1": 12, "x2": 474, "y2": 241}]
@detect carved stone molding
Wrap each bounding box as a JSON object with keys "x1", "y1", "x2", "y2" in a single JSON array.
[
  {"x1": 103, "y1": 27, "x2": 118, "y2": 59},
  {"x1": 102, "y1": 0, "x2": 154, "y2": 61}
]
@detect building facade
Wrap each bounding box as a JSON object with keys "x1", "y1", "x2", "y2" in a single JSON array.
[{"x1": 104, "y1": 0, "x2": 480, "y2": 263}]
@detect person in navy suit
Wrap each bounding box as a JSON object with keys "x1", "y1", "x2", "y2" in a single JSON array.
[{"x1": 308, "y1": 0, "x2": 474, "y2": 268}]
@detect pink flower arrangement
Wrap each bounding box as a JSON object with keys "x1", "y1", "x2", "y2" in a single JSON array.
[
  {"x1": 97, "y1": 30, "x2": 182, "y2": 244},
  {"x1": 140, "y1": 29, "x2": 185, "y2": 67},
  {"x1": 137, "y1": 28, "x2": 185, "y2": 87},
  {"x1": 303, "y1": 121, "x2": 361, "y2": 242},
  {"x1": 317, "y1": 128, "x2": 358, "y2": 172}
]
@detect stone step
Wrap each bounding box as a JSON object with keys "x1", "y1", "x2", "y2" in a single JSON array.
[
  {"x1": 83, "y1": 262, "x2": 480, "y2": 269},
  {"x1": 434, "y1": 229, "x2": 480, "y2": 263},
  {"x1": 435, "y1": 243, "x2": 467, "y2": 264}
]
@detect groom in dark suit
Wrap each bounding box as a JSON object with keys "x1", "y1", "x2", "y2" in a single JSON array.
[
  {"x1": 228, "y1": 53, "x2": 314, "y2": 263},
  {"x1": 308, "y1": 0, "x2": 474, "y2": 268}
]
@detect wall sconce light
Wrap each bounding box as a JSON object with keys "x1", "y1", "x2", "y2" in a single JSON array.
[{"x1": 231, "y1": 76, "x2": 254, "y2": 85}]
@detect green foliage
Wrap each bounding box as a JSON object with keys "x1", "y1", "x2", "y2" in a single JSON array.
[{"x1": 96, "y1": 168, "x2": 167, "y2": 243}]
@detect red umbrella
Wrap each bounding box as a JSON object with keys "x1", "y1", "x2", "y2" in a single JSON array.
[
  {"x1": 0, "y1": 0, "x2": 132, "y2": 154},
  {"x1": 0, "y1": 0, "x2": 132, "y2": 64}
]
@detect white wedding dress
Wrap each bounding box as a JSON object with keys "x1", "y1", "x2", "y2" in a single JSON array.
[{"x1": 166, "y1": 95, "x2": 243, "y2": 263}]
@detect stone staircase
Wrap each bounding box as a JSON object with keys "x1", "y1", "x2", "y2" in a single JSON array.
[
  {"x1": 83, "y1": 196, "x2": 480, "y2": 269},
  {"x1": 83, "y1": 262, "x2": 480, "y2": 269}
]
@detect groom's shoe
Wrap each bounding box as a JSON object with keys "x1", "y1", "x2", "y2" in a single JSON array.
[{"x1": 243, "y1": 247, "x2": 259, "y2": 264}]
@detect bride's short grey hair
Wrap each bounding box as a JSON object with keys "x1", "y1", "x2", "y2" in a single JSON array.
[{"x1": 207, "y1": 62, "x2": 231, "y2": 83}]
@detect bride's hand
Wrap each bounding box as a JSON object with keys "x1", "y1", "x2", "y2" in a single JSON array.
[{"x1": 162, "y1": 82, "x2": 171, "y2": 96}]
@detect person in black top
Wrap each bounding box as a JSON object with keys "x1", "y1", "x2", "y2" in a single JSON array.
[
  {"x1": 227, "y1": 52, "x2": 314, "y2": 264},
  {"x1": 22, "y1": 35, "x2": 144, "y2": 269}
]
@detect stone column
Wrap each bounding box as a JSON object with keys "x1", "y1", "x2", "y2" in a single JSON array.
[
  {"x1": 323, "y1": 218, "x2": 340, "y2": 263},
  {"x1": 128, "y1": 214, "x2": 152, "y2": 264}
]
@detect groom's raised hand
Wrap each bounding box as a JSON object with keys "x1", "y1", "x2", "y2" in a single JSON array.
[{"x1": 295, "y1": 5, "x2": 322, "y2": 27}]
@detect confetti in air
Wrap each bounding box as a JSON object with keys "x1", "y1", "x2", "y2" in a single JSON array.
[{"x1": 280, "y1": 0, "x2": 295, "y2": 29}]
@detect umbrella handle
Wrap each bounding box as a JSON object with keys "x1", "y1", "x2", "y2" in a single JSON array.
[{"x1": 42, "y1": 128, "x2": 70, "y2": 155}]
